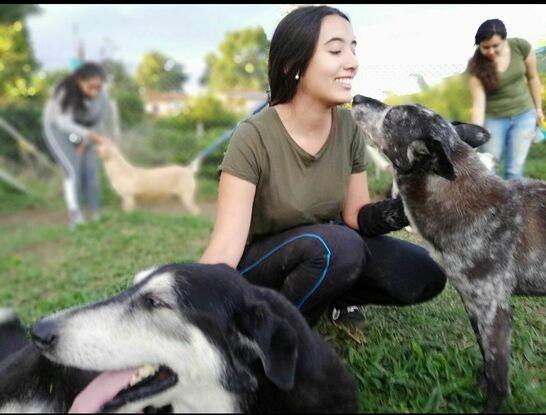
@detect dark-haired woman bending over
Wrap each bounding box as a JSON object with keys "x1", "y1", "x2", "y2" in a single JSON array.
[{"x1": 43, "y1": 62, "x2": 118, "y2": 229}]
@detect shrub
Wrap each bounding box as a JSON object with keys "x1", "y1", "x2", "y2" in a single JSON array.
[
  {"x1": 113, "y1": 90, "x2": 145, "y2": 129},
  {"x1": 157, "y1": 93, "x2": 241, "y2": 131},
  {"x1": 0, "y1": 101, "x2": 48, "y2": 162},
  {"x1": 385, "y1": 73, "x2": 472, "y2": 122}
]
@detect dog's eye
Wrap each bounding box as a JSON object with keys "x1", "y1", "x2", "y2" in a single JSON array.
[{"x1": 145, "y1": 296, "x2": 167, "y2": 309}]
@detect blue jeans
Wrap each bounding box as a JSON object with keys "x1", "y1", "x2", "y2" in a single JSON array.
[{"x1": 481, "y1": 109, "x2": 537, "y2": 180}]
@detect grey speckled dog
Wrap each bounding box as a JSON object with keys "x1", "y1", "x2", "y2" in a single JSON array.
[{"x1": 351, "y1": 95, "x2": 546, "y2": 412}]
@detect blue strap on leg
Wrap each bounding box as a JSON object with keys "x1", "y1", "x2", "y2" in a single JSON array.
[{"x1": 240, "y1": 233, "x2": 331, "y2": 310}]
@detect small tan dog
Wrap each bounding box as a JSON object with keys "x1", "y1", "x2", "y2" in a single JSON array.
[{"x1": 93, "y1": 137, "x2": 200, "y2": 214}]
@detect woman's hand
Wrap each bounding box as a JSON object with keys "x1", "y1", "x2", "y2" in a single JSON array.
[
  {"x1": 536, "y1": 108, "x2": 544, "y2": 126},
  {"x1": 75, "y1": 142, "x2": 87, "y2": 157},
  {"x1": 88, "y1": 131, "x2": 111, "y2": 146}
]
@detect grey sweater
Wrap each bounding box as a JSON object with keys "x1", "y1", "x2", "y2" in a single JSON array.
[{"x1": 43, "y1": 84, "x2": 120, "y2": 144}]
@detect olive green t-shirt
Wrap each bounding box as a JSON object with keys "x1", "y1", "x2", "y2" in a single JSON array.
[
  {"x1": 486, "y1": 37, "x2": 535, "y2": 118},
  {"x1": 219, "y1": 106, "x2": 369, "y2": 242}
]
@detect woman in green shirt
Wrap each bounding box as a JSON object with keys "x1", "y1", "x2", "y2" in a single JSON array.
[
  {"x1": 467, "y1": 19, "x2": 544, "y2": 179},
  {"x1": 200, "y1": 5, "x2": 446, "y2": 327}
]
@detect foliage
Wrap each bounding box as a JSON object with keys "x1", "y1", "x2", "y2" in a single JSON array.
[
  {"x1": 101, "y1": 58, "x2": 144, "y2": 128},
  {"x1": 201, "y1": 26, "x2": 269, "y2": 92},
  {"x1": 114, "y1": 90, "x2": 145, "y2": 128},
  {"x1": 199, "y1": 135, "x2": 228, "y2": 182},
  {"x1": 0, "y1": 101, "x2": 48, "y2": 162},
  {"x1": 537, "y1": 45, "x2": 546, "y2": 72},
  {"x1": 155, "y1": 94, "x2": 239, "y2": 131},
  {"x1": 183, "y1": 93, "x2": 240, "y2": 128},
  {"x1": 136, "y1": 51, "x2": 188, "y2": 92},
  {"x1": 0, "y1": 20, "x2": 39, "y2": 101},
  {"x1": 149, "y1": 127, "x2": 199, "y2": 165},
  {"x1": 37, "y1": 68, "x2": 71, "y2": 99},
  {"x1": 101, "y1": 58, "x2": 139, "y2": 93},
  {"x1": 385, "y1": 72, "x2": 472, "y2": 122},
  {"x1": 538, "y1": 72, "x2": 546, "y2": 110},
  {"x1": 0, "y1": 5, "x2": 40, "y2": 24},
  {"x1": 385, "y1": 65, "x2": 545, "y2": 124}
]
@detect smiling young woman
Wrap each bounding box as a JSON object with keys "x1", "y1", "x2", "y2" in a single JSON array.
[{"x1": 199, "y1": 5, "x2": 447, "y2": 329}]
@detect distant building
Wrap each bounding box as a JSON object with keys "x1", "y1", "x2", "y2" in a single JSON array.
[
  {"x1": 217, "y1": 88, "x2": 268, "y2": 113},
  {"x1": 141, "y1": 91, "x2": 188, "y2": 116}
]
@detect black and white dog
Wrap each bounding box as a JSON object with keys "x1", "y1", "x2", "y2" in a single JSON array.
[
  {"x1": 0, "y1": 309, "x2": 98, "y2": 413},
  {"x1": 351, "y1": 95, "x2": 546, "y2": 412},
  {"x1": 0, "y1": 263, "x2": 358, "y2": 413}
]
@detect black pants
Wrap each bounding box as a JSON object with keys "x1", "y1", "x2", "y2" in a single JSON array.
[{"x1": 238, "y1": 223, "x2": 447, "y2": 327}]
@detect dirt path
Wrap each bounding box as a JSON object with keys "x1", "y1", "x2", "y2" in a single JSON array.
[
  {"x1": 0, "y1": 201, "x2": 217, "y2": 227},
  {"x1": 0, "y1": 208, "x2": 67, "y2": 227}
]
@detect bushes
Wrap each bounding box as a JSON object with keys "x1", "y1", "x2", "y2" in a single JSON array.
[
  {"x1": 384, "y1": 73, "x2": 472, "y2": 122},
  {"x1": 113, "y1": 90, "x2": 145, "y2": 129},
  {"x1": 0, "y1": 100, "x2": 50, "y2": 162},
  {"x1": 156, "y1": 93, "x2": 241, "y2": 131},
  {"x1": 151, "y1": 127, "x2": 200, "y2": 165},
  {"x1": 145, "y1": 93, "x2": 240, "y2": 178},
  {"x1": 385, "y1": 71, "x2": 545, "y2": 124}
]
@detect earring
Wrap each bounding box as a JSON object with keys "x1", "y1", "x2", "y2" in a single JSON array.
[{"x1": 295, "y1": 72, "x2": 300, "y2": 80}]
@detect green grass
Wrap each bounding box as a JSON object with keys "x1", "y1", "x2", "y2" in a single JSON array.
[
  {"x1": 1, "y1": 210, "x2": 544, "y2": 412},
  {"x1": 0, "y1": 209, "x2": 214, "y2": 322},
  {"x1": 525, "y1": 142, "x2": 546, "y2": 180},
  {"x1": 1, "y1": 142, "x2": 545, "y2": 412}
]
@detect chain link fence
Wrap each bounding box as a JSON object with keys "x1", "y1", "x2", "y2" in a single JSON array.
[{"x1": 358, "y1": 62, "x2": 468, "y2": 99}]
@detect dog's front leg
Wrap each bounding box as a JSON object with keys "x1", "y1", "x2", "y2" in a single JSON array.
[
  {"x1": 461, "y1": 300, "x2": 486, "y2": 362},
  {"x1": 179, "y1": 194, "x2": 200, "y2": 215},
  {"x1": 122, "y1": 195, "x2": 136, "y2": 212},
  {"x1": 472, "y1": 304, "x2": 513, "y2": 413}
]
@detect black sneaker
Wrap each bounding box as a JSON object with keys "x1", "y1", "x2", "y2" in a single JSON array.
[{"x1": 331, "y1": 305, "x2": 366, "y2": 330}]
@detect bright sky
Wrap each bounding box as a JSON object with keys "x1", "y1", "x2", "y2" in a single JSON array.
[{"x1": 26, "y1": 4, "x2": 546, "y2": 100}]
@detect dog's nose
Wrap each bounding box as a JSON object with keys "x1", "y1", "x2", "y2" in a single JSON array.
[
  {"x1": 352, "y1": 94, "x2": 367, "y2": 106},
  {"x1": 31, "y1": 319, "x2": 59, "y2": 350}
]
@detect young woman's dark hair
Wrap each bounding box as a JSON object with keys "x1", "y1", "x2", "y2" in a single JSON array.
[
  {"x1": 268, "y1": 5, "x2": 350, "y2": 106},
  {"x1": 466, "y1": 18, "x2": 507, "y2": 92},
  {"x1": 54, "y1": 62, "x2": 106, "y2": 125}
]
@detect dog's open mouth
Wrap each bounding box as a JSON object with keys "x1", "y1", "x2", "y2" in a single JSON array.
[{"x1": 69, "y1": 364, "x2": 177, "y2": 413}]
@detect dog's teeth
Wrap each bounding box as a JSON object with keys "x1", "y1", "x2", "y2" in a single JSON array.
[{"x1": 129, "y1": 364, "x2": 159, "y2": 386}]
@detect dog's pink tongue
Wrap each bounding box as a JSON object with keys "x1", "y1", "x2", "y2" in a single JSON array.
[{"x1": 69, "y1": 368, "x2": 139, "y2": 413}]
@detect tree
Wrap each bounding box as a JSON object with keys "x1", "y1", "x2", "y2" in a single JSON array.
[
  {"x1": 184, "y1": 93, "x2": 239, "y2": 128},
  {"x1": 101, "y1": 58, "x2": 139, "y2": 93},
  {"x1": 135, "y1": 51, "x2": 188, "y2": 92},
  {"x1": 101, "y1": 58, "x2": 144, "y2": 127},
  {"x1": 0, "y1": 5, "x2": 40, "y2": 24},
  {"x1": 201, "y1": 26, "x2": 269, "y2": 92},
  {"x1": 0, "y1": 19, "x2": 39, "y2": 101},
  {"x1": 385, "y1": 72, "x2": 472, "y2": 122}
]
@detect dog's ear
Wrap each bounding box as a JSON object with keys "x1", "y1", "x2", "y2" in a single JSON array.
[
  {"x1": 451, "y1": 121, "x2": 490, "y2": 148},
  {"x1": 408, "y1": 137, "x2": 456, "y2": 181},
  {"x1": 428, "y1": 138, "x2": 456, "y2": 180},
  {"x1": 235, "y1": 300, "x2": 298, "y2": 391}
]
